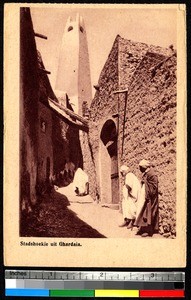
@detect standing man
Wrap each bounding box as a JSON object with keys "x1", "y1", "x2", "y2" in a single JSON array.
[
  {"x1": 134, "y1": 159, "x2": 159, "y2": 237},
  {"x1": 119, "y1": 165, "x2": 141, "y2": 229}
]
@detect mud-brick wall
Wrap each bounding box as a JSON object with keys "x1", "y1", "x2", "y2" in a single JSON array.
[
  {"x1": 118, "y1": 37, "x2": 148, "y2": 89},
  {"x1": 20, "y1": 8, "x2": 40, "y2": 213},
  {"x1": 37, "y1": 102, "x2": 53, "y2": 188},
  {"x1": 118, "y1": 52, "x2": 177, "y2": 238},
  {"x1": 90, "y1": 36, "x2": 119, "y2": 123},
  {"x1": 118, "y1": 37, "x2": 172, "y2": 90},
  {"x1": 87, "y1": 36, "x2": 119, "y2": 200}
]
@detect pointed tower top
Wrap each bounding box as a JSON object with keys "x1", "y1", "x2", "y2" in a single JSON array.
[{"x1": 64, "y1": 14, "x2": 85, "y2": 34}]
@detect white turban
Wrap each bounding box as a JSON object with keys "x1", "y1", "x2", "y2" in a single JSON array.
[
  {"x1": 139, "y1": 159, "x2": 151, "y2": 168},
  {"x1": 120, "y1": 165, "x2": 130, "y2": 173}
]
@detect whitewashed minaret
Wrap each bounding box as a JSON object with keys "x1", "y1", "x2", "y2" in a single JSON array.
[{"x1": 55, "y1": 14, "x2": 92, "y2": 115}]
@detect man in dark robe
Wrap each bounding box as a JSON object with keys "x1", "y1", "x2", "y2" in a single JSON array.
[{"x1": 134, "y1": 159, "x2": 159, "y2": 237}]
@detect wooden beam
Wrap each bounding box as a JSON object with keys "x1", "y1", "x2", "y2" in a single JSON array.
[
  {"x1": 39, "y1": 68, "x2": 51, "y2": 75},
  {"x1": 34, "y1": 32, "x2": 47, "y2": 40},
  {"x1": 48, "y1": 98, "x2": 88, "y2": 126},
  {"x1": 113, "y1": 88, "x2": 128, "y2": 94},
  {"x1": 39, "y1": 98, "x2": 89, "y2": 132}
]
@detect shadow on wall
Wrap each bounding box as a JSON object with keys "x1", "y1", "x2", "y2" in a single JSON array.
[
  {"x1": 51, "y1": 161, "x2": 76, "y2": 188},
  {"x1": 67, "y1": 126, "x2": 83, "y2": 169},
  {"x1": 20, "y1": 8, "x2": 39, "y2": 213},
  {"x1": 20, "y1": 190, "x2": 105, "y2": 238},
  {"x1": 52, "y1": 117, "x2": 83, "y2": 188}
]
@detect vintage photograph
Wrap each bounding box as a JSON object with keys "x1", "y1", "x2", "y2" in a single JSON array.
[
  {"x1": 4, "y1": 4, "x2": 186, "y2": 267},
  {"x1": 20, "y1": 6, "x2": 178, "y2": 239}
]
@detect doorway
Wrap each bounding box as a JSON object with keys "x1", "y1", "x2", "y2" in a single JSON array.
[{"x1": 99, "y1": 119, "x2": 119, "y2": 206}]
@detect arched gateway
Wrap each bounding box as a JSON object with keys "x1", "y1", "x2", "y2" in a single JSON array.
[{"x1": 99, "y1": 119, "x2": 119, "y2": 208}]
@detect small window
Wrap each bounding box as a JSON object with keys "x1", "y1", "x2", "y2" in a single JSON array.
[
  {"x1": 80, "y1": 26, "x2": 84, "y2": 33},
  {"x1": 68, "y1": 26, "x2": 73, "y2": 32}
]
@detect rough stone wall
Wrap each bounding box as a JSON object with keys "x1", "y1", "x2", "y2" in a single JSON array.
[
  {"x1": 118, "y1": 52, "x2": 177, "y2": 238},
  {"x1": 118, "y1": 37, "x2": 148, "y2": 89},
  {"x1": 87, "y1": 35, "x2": 176, "y2": 238},
  {"x1": 91, "y1": 36, "x2": 119, "y2": 122},
  {"x1": 87, "y1": 36, "x2": 119, "y2": 200},
  {"x1": 118, "y1": 37, "x2": 172, "y2": 90},
  {"x1": 117, "y1": 38, "x2": 175, "y2": 222}
]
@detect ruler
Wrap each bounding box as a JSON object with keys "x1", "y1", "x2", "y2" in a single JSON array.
[
  {"x1": 5, "y1": 271, "x2": 185, "y2": 298},
  {"x1": 5, "y1": 270, "x2": 185, "y2": 281}
]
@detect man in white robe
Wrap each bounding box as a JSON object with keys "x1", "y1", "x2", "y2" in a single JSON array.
[
  {"x1": 73, "y1": 168, "x2": 89, "y2": 196},
  {"x1": 119, "y1": 165, "x2": 141, "y2": 229}
]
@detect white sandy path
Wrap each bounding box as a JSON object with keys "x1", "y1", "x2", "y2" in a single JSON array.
[{"x1": 58, "y1": 184, "x2": 162, "y2": 239}]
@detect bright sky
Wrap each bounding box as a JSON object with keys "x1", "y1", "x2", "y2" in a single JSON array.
[{"x1": 31, "y1": 5, "x2": 177, "y2": 97}]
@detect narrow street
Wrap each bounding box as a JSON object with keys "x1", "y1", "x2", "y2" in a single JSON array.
[
  {"x1": 58, "y1": 184, "x2": 136, "y2": 238},
  {"x1": 21, "y1": 184, "x2": 161, "y2": 239}
]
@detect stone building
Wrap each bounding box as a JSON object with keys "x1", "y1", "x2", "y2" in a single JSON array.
[
  {"x1": 82, "y1": 35, "x2": 177, "y2": 238},
  {"x1": 20, "y1": 8, "x2": 87, "y2": 219}
]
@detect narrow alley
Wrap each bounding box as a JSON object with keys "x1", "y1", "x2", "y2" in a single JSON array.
[{"x1": 21, "y1": 184, "x2": 161, "y2": 239}]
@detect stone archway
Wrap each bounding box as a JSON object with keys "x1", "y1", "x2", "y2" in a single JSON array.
[{"x1": 99, "y1": 119, "x2": 119, "y2": 208}]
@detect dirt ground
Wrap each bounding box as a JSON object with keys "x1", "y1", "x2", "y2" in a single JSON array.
[{"x1": 20, "y1": 184, "x2": 161, "y2": 239}]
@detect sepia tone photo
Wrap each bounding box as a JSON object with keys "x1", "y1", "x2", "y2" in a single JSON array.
[{"x1": 4, "y1": 4, "x2": 186, "y2": 267}]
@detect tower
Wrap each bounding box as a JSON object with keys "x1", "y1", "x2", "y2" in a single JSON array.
[{"x1": 55, "y1": 14, "x2": 92, "y2": 115}]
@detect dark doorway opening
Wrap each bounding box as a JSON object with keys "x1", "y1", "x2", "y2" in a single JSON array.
[{"x1": 100, "y1": 119, "x2": 119, "y2": 206}]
